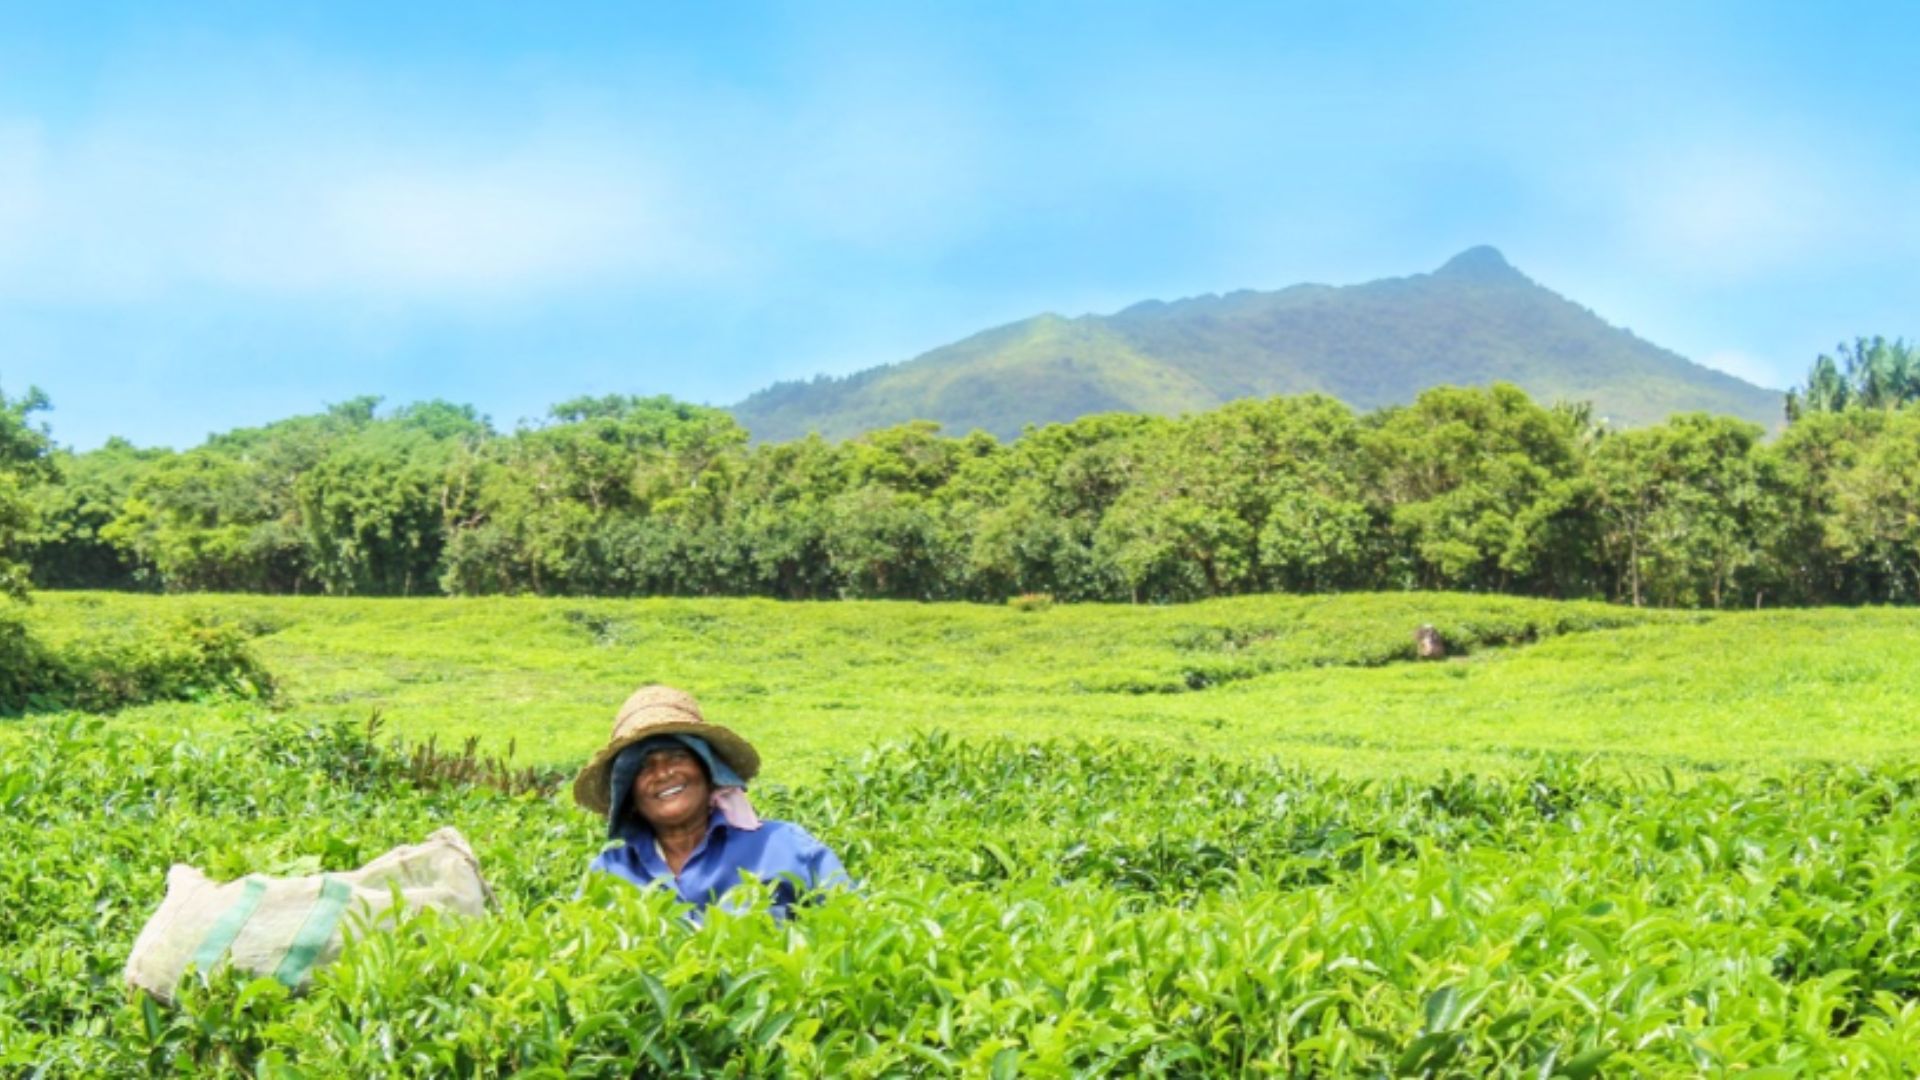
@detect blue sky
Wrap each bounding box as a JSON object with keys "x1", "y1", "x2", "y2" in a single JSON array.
[{"x1": 1, "y1": 1, "x2": 1914, "y2": 449}]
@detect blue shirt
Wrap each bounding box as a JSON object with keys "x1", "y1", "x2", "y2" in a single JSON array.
[{"x1": 588, "y1": 811, "x2": 850, "y2": 918}]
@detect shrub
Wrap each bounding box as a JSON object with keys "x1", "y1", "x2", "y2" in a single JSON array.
[
  {"x1": 0, "y1": 605, "x2": 62, "y2": 710},
  {"x1": 13, "y1": 722, "x2": 1920, "y2": 1075},
  {"x1": 0, "y1": 610, "x2": 274, "y2": 715}
]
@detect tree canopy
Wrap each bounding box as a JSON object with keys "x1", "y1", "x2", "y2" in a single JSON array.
[
  {"x1": 15, "y1": 362, "x2": 1920, "y2": 608},
  {"x1": 1786, "y1": 336, "x2": 1920, "y2": 420},
  {"x1": 0, "y1": 385, "x2": 53, "y2": 600}
]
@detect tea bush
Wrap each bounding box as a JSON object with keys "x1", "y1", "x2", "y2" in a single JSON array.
[
  {"x1": 0, "y1": 604, "x2": 273, "y2": 714},
  {"x1": 35, "y1": 590, "x2": 1830, "y2": 781},
  {"x1": 7, "y1": 714, "x2": 1920, "y2": 1076},
  {"x1": 0, "y1": 604, "x2": 60, "y2": 709}
]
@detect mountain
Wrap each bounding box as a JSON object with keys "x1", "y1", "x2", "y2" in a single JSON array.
[{"x1": 730, "y1": 247, "x2": 1785, "y2": 441}]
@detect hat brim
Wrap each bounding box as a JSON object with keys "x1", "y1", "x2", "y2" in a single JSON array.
[{"x1": 571, "y1": 720, "x2": 761, "y2": 816}]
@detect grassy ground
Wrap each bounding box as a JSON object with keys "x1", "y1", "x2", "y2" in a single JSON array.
[
  {"x1": 13, "y1": 591, "x2": 1920, "y2": 1074},
  {"x1": 19, "y1": 591, "x2": 1920, "y2": 781}
]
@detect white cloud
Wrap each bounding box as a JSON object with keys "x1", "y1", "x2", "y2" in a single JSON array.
[
  {"x1": 1603, "y1": 138, "x2": 1896, "y2": 281},
  {"x1": 0, "y1": 116, "x2": 735, "y2": 305},
  {"x1": 1700, "y1": 348, "x2": 1791, "y2": 391},
  {"x1": 321, "y1": 166, "x2": 648, "y2": 289},
  {"x1": 0, "y1": 29, "x2": 1031, "y2": 309},
  {"x1": 0, "y1": 61, "x2": 1002, "y2": 307},
  {"x1": 251, "y1": 148, "x2": 727, "y2": 297}
]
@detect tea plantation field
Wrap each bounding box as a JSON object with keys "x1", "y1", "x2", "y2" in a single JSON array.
[{"x1": 6, "y1": 593, "x2": 1920, "y2": 1075}]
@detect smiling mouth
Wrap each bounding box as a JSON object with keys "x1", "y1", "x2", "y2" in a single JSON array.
[{"x1": 655, "y1": 784, "x2": 687, "y2": 800}]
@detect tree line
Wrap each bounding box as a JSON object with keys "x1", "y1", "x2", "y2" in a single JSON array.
[{"x1": 3, "y1": 338, "x2": 1918, "y2": 608}]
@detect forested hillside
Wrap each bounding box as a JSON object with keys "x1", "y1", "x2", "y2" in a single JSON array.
[
  {"x1": 732, "y1": 247, "x2": 1784, "y2": 441},
  {"x1": 9, "y1": 377, "x2": 1920, "y2": 607}
]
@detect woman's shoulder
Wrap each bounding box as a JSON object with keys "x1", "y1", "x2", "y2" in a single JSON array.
[
  {"x1": 743, "y1": 819, "x2": 830, "y2": 850},
  {"x1": 586, "y1": 839, "x2": 663, "y2": 890},
  {"x1": 747, "y1": 820, "x2": 851, "y2": 888},
  {"x1": 749, "y1": 818, "x2": 812, "y2": 838}
]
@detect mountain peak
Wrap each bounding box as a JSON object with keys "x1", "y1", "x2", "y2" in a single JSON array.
[
  {"x1": 732, "y1": 250, "x2": 1785, "y2": 441},
  {"x1": 1434, "y1": 246, "x2": 1528, "y2": 285}
]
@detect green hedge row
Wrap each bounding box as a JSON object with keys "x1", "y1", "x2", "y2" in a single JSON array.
[
  {"x1": 0, "y1": 607, "x2": 273, "y2": 715},
  {"x1": 6, "y1": 718, "x2": 1920, "y2": 1075}
]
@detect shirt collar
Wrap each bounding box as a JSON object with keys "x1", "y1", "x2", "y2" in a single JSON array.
[{"x1": 633, "y1": 807, "x2": 729, "y2": 849}]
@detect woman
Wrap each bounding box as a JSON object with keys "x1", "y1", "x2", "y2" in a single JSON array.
[{"x1": 573, "y1": 685, "x2": 848, "y2": 917}]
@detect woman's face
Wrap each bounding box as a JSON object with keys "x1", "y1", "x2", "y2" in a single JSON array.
[{"x1": 630, "y1": 745, "x2": 712, "y2": 832}]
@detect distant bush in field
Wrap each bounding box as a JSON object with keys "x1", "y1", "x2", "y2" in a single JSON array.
[
  {"x1": 0, "y1": 606, "x2": 273, "y2": 714},
  {"x1": 0, "y1": 607, "x2": 59, "y2": 708}
]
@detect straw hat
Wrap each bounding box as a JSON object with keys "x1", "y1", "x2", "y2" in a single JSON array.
[{"x1": 571, "y1": 685, "x2": 762, "y2": 815}]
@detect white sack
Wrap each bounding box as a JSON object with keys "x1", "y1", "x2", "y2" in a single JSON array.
[{"x1": 123, "y1": 826, "x2": 492, "y2": 1005}]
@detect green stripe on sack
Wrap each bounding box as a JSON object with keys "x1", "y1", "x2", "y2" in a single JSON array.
[
  {"x1": 189, "y1": 876, "x2": 268, "y2": 976},
  {"x1": 272, "y1": 876, "x2": 353, "y2": 988}
]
